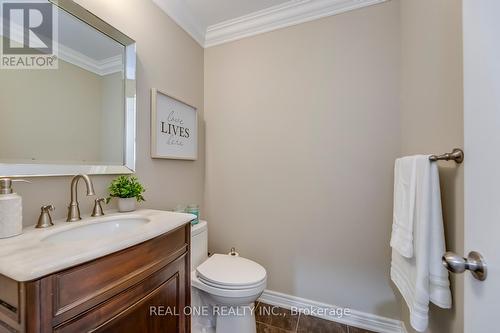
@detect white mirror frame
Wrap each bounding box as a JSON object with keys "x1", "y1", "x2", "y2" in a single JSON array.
[{"x1": 0, "y1": 0, "x2": 136, "y2": 177}]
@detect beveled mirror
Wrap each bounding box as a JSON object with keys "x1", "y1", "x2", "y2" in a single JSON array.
[{"x1": 0, "y1": 0, "x2": 136, "y2": 177}]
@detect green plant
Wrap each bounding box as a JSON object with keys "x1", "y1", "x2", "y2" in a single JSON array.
[{"x1": 107, "y1": 176, "x2": 145, "y2": 203}]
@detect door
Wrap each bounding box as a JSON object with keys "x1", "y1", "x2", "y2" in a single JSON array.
[{"x1": 463, "y1": 0, "x2": 500, "y2": 332}]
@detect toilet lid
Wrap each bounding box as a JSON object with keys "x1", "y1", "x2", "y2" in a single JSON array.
[{"x1": 196, "y1": 254, "x2": 266, "y2": 289}]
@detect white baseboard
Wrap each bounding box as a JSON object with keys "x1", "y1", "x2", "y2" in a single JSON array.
[{"x1": 259, "y1": 290, "x2": 406, "y2": 333}]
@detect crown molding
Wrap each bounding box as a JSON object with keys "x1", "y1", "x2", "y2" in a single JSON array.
[
  {"x1": 204, "y1": 0, "x2": 388, "y2": 47},
  {"x1": 58, "y1": 45, "x2": 123, "y2": 76},
  {"x1": 152, "y1": 0, "x2": 388, "y2": 48},
  {"x1": 8, "y1": 0, "x2": 390, "y2": 51},
  {"x1": 152, "y1": 0, "x2": 206, "y2": 46},
  {"x1": 97, "y1": 54, "x2": 124, "y2": 76}
]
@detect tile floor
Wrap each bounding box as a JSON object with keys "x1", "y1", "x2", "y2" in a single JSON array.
[{"x1": 255, "y1": 302, "x2": 376, "y2": 333}]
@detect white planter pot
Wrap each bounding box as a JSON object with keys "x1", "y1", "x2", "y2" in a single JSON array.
[{"x1": 117, "y1": 197, "x2": 137, "y2": 212}]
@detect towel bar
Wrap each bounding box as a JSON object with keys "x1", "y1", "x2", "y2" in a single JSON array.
[{"x1": 429, "y1": 148, "x2": 464, "y2": 164}]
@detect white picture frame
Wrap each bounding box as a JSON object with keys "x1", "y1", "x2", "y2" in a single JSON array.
[{"x1": 151, "y1": 89, "x2": 198, "y2": 160}]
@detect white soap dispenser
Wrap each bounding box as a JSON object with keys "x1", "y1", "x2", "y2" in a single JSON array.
[{"x1": 0, "y1": 178, "x2": 29, "y2": 239}]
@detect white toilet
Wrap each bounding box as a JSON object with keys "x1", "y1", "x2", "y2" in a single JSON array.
[{"x1": 191, "y1": 221, "x2": 267, "y2": 333}]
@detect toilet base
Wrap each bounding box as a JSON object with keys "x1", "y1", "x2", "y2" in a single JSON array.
[
  {"x1": 215, "y1": 304, "x2": 256, "y2": 333},
  {"x1": 192, "y1": 286, "x2": 258, "y2": 333},
  {"x1": 191, "y1": 287, "x2": 216, "y2": 333}
]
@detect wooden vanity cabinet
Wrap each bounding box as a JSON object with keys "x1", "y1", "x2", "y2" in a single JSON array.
[{"x1": 0, "y1": 224, "x2": 191, "y2": 333}]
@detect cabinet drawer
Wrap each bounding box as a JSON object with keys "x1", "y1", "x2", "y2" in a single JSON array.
[
  {"x1": 53, "y1": 226, "x2": 187, "y2": 317},
  {"x1": 55, "y1": 254, "x2": 187, "y2": 333}
]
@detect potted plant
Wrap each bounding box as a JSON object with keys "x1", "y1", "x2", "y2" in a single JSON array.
[{"x1": 107, "y1": 175, "x2": 146, "y2": 212}]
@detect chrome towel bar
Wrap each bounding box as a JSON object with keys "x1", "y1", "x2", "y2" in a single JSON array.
[{"x1": 429, "y1": 148, "x2": 464, "y2": 164}]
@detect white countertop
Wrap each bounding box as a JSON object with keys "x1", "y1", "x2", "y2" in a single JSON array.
[{"x1": 0, "y1": 209, "x2": 195, "y2": 282}]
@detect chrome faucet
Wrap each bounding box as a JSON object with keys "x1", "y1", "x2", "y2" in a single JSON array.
[{"x1": 67, "y1": 174, "x2": 95, "y2": 222}]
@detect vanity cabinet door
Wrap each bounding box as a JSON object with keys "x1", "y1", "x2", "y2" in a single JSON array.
[
  {"x1": 54, "y1": 254, "x2": 189, "y2": 333},
  {"x1": 93, "y1": 273, "x2": 180, "y2": 333}
]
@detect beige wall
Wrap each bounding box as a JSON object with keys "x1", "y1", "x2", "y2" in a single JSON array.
[
  {"x1": 204, "y1": 1, "x2": 401, "y2": 319},
  {"x1": 399, "y1": 0, "x2": 464, "y2": 332},
  {"x1": 14, "y1": 0, "x2": 205, "y2": 227}
]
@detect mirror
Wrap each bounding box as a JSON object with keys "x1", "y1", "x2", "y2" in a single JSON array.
[{"x1": 0, "y1": 0, "x2": 136, "y2": 176}]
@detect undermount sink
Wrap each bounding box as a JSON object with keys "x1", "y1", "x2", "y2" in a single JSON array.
[{"x1": 43, "y1": 217, "x2": 150, "y2": 243}]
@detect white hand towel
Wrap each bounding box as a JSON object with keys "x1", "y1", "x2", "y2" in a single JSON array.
[
  {"x1": 390, "y1": 156, "x2": 452, "y2": 332},
  {"x1": 390, "y1": 156, "x2": 418, "y2": 258}
]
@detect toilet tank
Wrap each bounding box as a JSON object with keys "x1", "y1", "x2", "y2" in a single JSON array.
[{"x1": 191, "y1": 220, "x2": 208, "y2": 270}]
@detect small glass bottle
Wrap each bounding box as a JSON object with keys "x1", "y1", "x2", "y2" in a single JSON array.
[
  {"x1": 186, "y1": 204, "x2": 199, "y2": 225},
  {"x1": 174, "y1": 204, "x2": 186, "y2": 213}
]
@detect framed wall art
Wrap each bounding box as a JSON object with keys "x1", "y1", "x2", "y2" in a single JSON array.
[{"x1": 151, "y1": 89, "x2": 198, "y2": 160}]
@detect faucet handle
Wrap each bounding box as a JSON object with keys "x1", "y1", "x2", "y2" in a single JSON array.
[
  {"x1": 42, "y1": 204, "x2": 55, "y2": 212},
  {"x1": 36, "y1": 205, "x2": 55, "y2": 228},
  {"x1": 91, "y1": 198, "x2": 106, "y2": 217}
]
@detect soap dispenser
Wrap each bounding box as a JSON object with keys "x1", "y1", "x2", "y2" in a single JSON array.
[{"x1": 0, "y1": 178, "x2": 29, "y2": 239}]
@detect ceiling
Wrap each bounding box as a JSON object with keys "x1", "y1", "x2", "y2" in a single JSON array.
[
  {"x1": 152, "y1": 0, "x2": 388, "y2": 48},
  {"x1": 184, "y1": 0, "x2": 290, "y2": 27}
]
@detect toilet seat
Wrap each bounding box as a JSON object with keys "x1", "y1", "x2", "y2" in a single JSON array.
[
  {"x1": 198, "y1": 276, "x2": 265, "y2": 290},
  {"x1": 192, "y1": 273, "x2": 266, "y2": 299},
  {"x1": 196, "y1": 254, "x2": 267, "y2": 290},
  {"x1": 192, "y1": 254, "x2": 267, "y2": 298}
]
